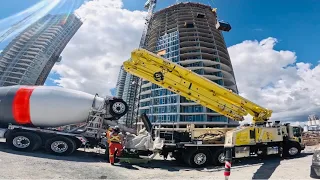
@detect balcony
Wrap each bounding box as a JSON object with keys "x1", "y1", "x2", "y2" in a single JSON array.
[
  {"x1": 16, "y1": 62, "x2": 30, "y2": 67},
  {"x1": 20, "y1": 58, "x2": 33, "y2": 63},
  {"x1": 141, "y1": 82, "x2": 152, "y2": 88}
]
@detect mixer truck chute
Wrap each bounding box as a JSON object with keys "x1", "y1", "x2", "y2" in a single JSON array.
[
  {"x1": 0, "y1": 85, "x2": 129, "y2": 155},
  {"x1": 123, "y1": 48, "x2": 305, "y2": 167}
]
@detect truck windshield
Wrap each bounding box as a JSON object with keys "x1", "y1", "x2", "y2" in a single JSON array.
[{"x1": 292, "y1": 127, "x2": 302, "y2": 137}]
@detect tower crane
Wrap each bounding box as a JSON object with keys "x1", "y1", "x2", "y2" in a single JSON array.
[
  {"x1": 128, "y1": 0, "x2": 158, "y2": 127},
  {"x1": 123, "y1": 48, "x2": 305, "y2": 179},
  {"x1": 140, "y1": 0, "x2": 157, "y2": 48}
]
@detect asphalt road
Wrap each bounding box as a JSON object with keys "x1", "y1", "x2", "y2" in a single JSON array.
[{"x1": 0, "y1": 138, "x2": 317, "y2": 179}]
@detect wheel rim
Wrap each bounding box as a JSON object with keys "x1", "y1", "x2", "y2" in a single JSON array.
[
  {"x1": 12, "y1": 136, "x2": 30, "y2": 149},
  {"x1": 194, "y1": 153, "x2": 207, "y2": 165},
  {"x1": 112, "y1": 102, "x2": 126, "y2": 114},
  {"x1": 51, "y1": 141, "x2": 68, "y2": 153},
  {"x1": 218, "y1": 153, "x2": 225, "y2": 163},
  {"x1": 288, "y1": 147, "x2": 298, "y2": 155}
]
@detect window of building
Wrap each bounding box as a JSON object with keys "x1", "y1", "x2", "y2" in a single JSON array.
[
  {"x1": 180, "y1": 96, "x2": 194, "y2": 103},
  {"x1": 139, "y1": 109, "x2": 150, "y2": 114},
  {"x1": 207, "y1": 116, "x2": 228, "y2": 122},
  {"x1": 196, "y1": 13, "x2": 205, "y2": 18},
  {"x1": 180, "y1": 115, "x2": 204, "y2": 122},
  {"x1": 184, "y1": 22, "x2": 194, "y2": 28},
  {"x1": 141, "y1": 94, "x2": 151, "y2": 99},
  {"x1": 206, "y1": 108, "x2": 215, "y2": 113}
]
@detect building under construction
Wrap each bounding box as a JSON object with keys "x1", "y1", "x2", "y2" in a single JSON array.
[
  {"x1": 124, "y1": 2, "x2": 240, "y2": 129},
  {"x1": 0, "y1": 14, "x2": 82, "y2": 86}
]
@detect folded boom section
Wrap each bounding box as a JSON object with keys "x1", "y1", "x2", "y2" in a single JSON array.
[{"x1": 123, "y1": 49, "x2": 272, "y2": 123}]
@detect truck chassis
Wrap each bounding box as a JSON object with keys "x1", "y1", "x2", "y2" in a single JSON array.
[
  {"x1": 2, "y1": 125, "x2": 104, "y2": 155},
  {"x1": 157, "y1": 138, "x2": 305, "y2": 168}
]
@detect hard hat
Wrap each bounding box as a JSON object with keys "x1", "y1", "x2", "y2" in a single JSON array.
[{"x1": 113, "y1": 126, "x2": 120, "y2": 133}]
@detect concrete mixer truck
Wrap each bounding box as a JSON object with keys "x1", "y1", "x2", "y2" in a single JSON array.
[{"x1": 0, "y1": 85, "x2": 129, "y2": 155}]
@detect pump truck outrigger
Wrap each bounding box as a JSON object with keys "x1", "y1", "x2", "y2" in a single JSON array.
[{"x1": 123, "y1": 49, "x2": 305, "y2": 168}]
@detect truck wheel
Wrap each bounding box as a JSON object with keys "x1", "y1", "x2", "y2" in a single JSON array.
[
  {"x1": 109, "y1": 99, "x2": 128, "y2": 117},
  {"x1": 283, "y1": 143, "x2": 301, "y2": 157},
  {"x1": 186, "y1": 149, "x2": 212, "y2": 168},
  {"x1": 45, "y1": 136, "x2": 76, "y2": 156},
  {"x1": 7, "y1": 132, "x2": 42, "y2": 152},
  {"x1": 212, "y1": 148, "x2": 225, "y2": 166}
]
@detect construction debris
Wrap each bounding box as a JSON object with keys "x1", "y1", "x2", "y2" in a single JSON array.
[{"x1": 302, "y1": 131, "x2": 320, "y2": 146}]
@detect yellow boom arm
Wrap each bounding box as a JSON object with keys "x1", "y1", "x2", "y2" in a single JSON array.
[{"x1": 123, "y1": 49, "x2": 272, "y2": 123}]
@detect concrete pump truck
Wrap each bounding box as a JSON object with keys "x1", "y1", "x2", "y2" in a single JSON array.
[{"x1": 122, "y1": 49, "x2": 305, "y2": 167}]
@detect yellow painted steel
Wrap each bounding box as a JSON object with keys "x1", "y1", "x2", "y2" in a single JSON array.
[
  {"x1": 123, "y1": 48, "x2": 273, "y2": 123},
  {"x1": 230, "y1": 126, "x2": 284, "y2": 146}
]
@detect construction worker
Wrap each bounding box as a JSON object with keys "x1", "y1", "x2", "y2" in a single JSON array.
[
  {"x1": 108, "y1": 126, "x2": 123, "y2": 165},
  {"x1": 106, "y1": 127, "x2": 113, "y2": 144}
]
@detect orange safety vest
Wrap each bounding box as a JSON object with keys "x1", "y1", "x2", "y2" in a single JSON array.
[
  {"x1": 106, "y1": 131, "x2": 111, "y2": 144},
  {"x1": 109, "y1": 132, "x2": 121, "y2": 143}
]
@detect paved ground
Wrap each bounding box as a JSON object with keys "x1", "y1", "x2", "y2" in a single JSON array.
[{"x1": 0, "y1": 138, "x2": 317, "y2": 179}]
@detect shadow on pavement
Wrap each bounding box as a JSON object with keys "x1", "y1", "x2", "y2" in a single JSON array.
[
  {"x1": 117, "y1": 152, "x2": 314, "y2": 175},
  {"x1": 0, "y1": 139, "x2": 314, "y2": 175},
  {"x1": 0, "y1": 141, "x2": 107, "y2": 163},
  {"x1": 249, "y1": 153, "x2": 313, "y2": 179},
  {"x1": 252, "y1": 157, "x2": 281, "y2": 179}
]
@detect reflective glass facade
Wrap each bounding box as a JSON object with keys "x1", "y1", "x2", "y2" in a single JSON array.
[{"x1": 0, "y1": 14, "x2": 82, "y2": 86}]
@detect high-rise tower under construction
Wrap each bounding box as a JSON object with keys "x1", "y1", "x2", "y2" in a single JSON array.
[
  {"x1": 138, "y1": 2, "x2": 239, "y2": 128},
  {"x1": 0, "y1": 14, "x2": 82, "y2": 86},
  {"x1": 116, "y1": 2, "x2": 239, "y2": 128}
]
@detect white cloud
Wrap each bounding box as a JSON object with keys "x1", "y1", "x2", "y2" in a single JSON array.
[
  {"x1": 229, "y1": 37, "x2": 320, "y2": 123},
  {"x1": 53, "y1": 0, "x2": 318, "y2": 123},
  {"x1": 52, "y1": 0, "x2": 146, "y2": 96}
]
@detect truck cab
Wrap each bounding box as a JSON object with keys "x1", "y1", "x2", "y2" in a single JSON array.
[{"x1": 288, "y1": 124, "x2": 305, "y2": 150}]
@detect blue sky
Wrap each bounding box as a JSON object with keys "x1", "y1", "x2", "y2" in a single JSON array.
[
  {"x1": 123, "y1": 0, "x2": 320, "y2": 65},
  {"x1": 1, "y1": 0, "x2": 319, "y2": 95}
]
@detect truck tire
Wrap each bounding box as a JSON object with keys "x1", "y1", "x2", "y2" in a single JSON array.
[
  {"x1": 185, "y1": 148, "x2": 212, "y2": 168},
  {"x1": 109, "y1": 99, "x2": 128, "y2": 117},
  {"x1": 212, "y1": 148, "x2": 225, "y2": 166},
  {"x1": 7, "y1": 132, "x2": 42, "y2": 152},
  {"x1": 283, "y1": 142, "x2": 301, "y2": 157},
  {"x1": 45, "y1": 136, "x2": 76, "y2": 156}
]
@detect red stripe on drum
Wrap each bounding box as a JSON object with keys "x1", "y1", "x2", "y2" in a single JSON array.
[{"x1": 12, "y1": 87, "x2": 36, "y2": 125}]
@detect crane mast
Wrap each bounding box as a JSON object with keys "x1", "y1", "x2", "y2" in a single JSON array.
[
  {"x1": 123, "y1": 49, "x2": 273, "y2": 124},
  {"x1": 140, "y1": 0, "x2": 157, "y2": 48},
  {"x1": 128, "y1": 0, "x2": 157, "y2": 126}
]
